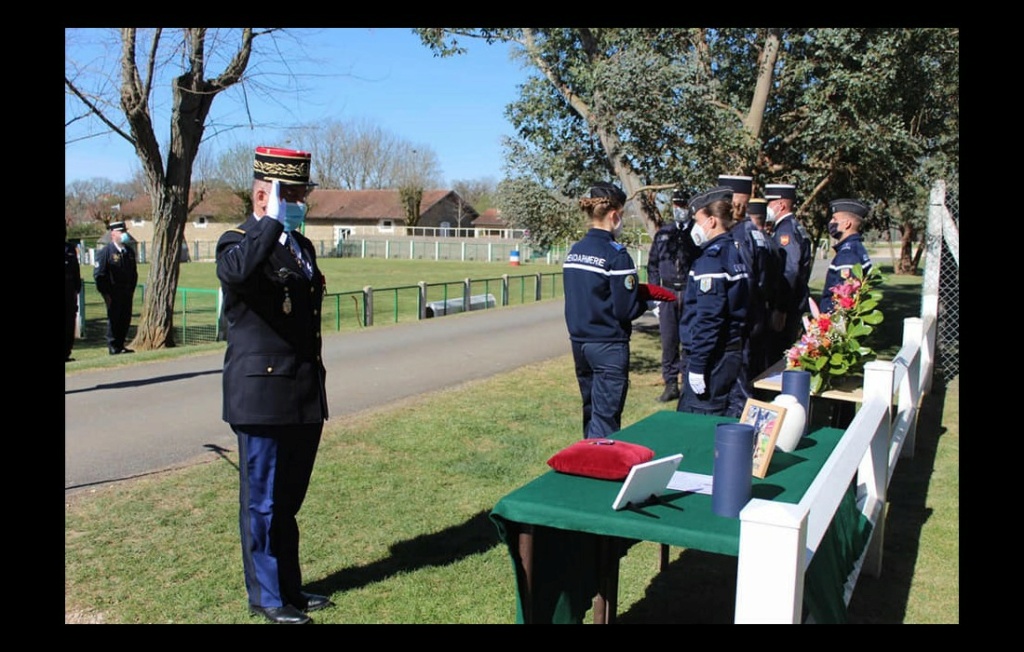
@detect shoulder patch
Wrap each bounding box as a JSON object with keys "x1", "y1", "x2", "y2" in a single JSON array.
[
  {"x1": 699, "y1": 277, "x2": 713, "y2": 293},
  {"x1": 624, "y1": 274, "x2": 636, "y2": 291},
  {"x1": 780, "y1": 234, "x2": 791, "y2": 246}
]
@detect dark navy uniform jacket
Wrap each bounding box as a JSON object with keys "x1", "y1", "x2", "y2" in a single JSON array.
[
  {"x1": 93, "y1": 241, "x2": 138, "y2": 296},
  {"x1": 680, "y1": 231, "x2": 750, "y2": 376},
  {"x1": 216, "y1": 215, "x2": 328, "y2": 425},
  {"x1": 731, "y1": 219, "x2": 775, "y2": 335},
  {"x1": 820, "y1": 233, "x2": 872, "y2": 313},
  {"x1": 770, "y1": 213, "x2": 812, "y2": 316},
  {"x1": 563, "y1": 228, "x2": 648, "y2": 342},
  {"x1": 647, "y1": 220, "x2": 700, "y2": 290}
]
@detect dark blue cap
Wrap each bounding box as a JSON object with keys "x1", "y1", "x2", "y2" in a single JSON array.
[
  {"x1": 746, "y1": 198, "x2": 767, "y2": 217},
  {"x1": 689, "y1": 186, "x2": 733, "y2": 213},
  {"x1": 588, "y1": 182, "x2": 627, "y2": 206},
  {"x1": 829, "y1": 198, "x2": 869, "y2": 218},
  {"x1": 764, "y1": 184, "x2": 797, "y2": 201}
]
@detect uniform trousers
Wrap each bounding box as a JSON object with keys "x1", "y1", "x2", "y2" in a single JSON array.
[
  {"x1": 571, "y1": 340, "x2": 630, "y2": 439},
  {"x1": 677, "y1": 348, "x2": 743, "y2": 417},
  {"x1": 234, "y1": 423, "x2": 322, "y2": 609},
  {"x1": 657, "y1": 290, "x2": 686, "y2": 385},
  {"x1": 65, "y1": 295, "x2": 78, "y2": 359},
  {"x1": 104, "y1": 291, "x2": 134, "y2": 350}
]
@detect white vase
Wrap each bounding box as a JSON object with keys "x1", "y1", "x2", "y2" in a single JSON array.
[{"x1": 772, "y1": 394, "x2": 807, "y2": 453}]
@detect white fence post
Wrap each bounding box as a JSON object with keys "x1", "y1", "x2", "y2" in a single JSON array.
[
  {"x1": 898, "y1": 317, "x2": 924, "y2": 459},
  {"x1": 736, "y1": 500, "x2": 808, "y2": 624},
  {"x1": 859, "y1": 359, "x2": 893, "y2": 577}
]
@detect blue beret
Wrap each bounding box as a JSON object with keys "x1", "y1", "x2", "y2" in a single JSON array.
[
  {"x1": 689, "y1": 186, "x2": 733, "y2": 213},
  {"x1": 717, "y1": 175, "x2": 753, "y2": 195},
  {"x1": 588, "y1": 182, "x2": 627, "y2": 206},
  {"x1": 829, "y1": 198, "x2": 869, "y2": 218},
  {"x1": 764, "y1": 183, "x2": 797, "y2": 200}
]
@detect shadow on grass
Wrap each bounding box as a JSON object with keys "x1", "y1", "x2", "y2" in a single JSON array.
[{"x1": 307, "y1": 510, "x2": 500, "y2": 596}]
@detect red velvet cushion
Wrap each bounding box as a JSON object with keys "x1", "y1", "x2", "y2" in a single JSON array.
[{"x1": 547, "y1": 439, "x2": 656, "y2": 480}]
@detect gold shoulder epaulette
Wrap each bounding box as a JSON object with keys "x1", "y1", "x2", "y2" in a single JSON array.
[{"x1": 227, "y1": 228, "x2": 246, "y2": 234}]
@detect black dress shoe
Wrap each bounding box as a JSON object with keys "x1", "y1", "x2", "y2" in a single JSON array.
[
  {"x1": 109, "y1": 347, "x2": 122, "y2": 355},
  {"x1": 249, "y1": 604, "x2": 311, "y2": 624},
  {"x1": 301, "y1": 592, "x2": 334, "y2": 612},
  {"x1": 120, "y1": 347, "x2": 135, "y2": 354}
]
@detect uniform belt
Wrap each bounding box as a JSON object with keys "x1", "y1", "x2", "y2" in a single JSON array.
[{"x1": 668, "y1": 282, "x2": 685, "y2": 290}]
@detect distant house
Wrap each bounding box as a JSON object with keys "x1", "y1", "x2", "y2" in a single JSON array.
[
  {"x1": 306, "y1": 189, "x2": 479, "y2": 242},
  {"x1": 114, "y1": 187, "x2": 481, "y2": 248},
  {"x1": 471, "y1": 208, "x2": 515, "y2": 238}
]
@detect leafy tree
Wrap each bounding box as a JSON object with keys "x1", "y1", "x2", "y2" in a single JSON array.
[
  {"x1": 416, "y1": 28, "x2": 783, "y2": 238},
  {"x1": 452, "y1": 177, "x2": 498, "y2": 213},
  {"x1": 494, "y1": 177, "x2": 581, "y2": 251}
]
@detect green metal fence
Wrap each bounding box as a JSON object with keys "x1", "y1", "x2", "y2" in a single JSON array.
[{"x1": 76, "y1": 271, "x2": 566, "y2": 348}]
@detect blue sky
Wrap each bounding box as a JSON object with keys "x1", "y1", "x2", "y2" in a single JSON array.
[{"x1": 64, "y1": 28, "x2": 532, "y2": 187}]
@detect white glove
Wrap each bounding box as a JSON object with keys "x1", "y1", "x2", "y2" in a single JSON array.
[
  {"x1": 649, "y1": 300, "x2": 661, "y2": 318},
  {"x1": 688, "y1": 372, "x2": 706, "y2": 395},
  {"x1": 265, "y1": 180, "x2": 284, "y2": 220}
]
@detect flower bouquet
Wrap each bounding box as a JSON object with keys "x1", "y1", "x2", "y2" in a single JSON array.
[{"x1": 785, "y1": 264, "x2": 885, "y2": 394}]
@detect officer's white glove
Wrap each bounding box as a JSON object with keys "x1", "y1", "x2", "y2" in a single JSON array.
[
  {"x1": 688, "y1": 372, "x2": 706, "y2": 395},
  {"x1": 265, "y1": 180, "x2": 284, "y2": 221},
  {"x1": 649, "y1": 300, "x2": 661, "y2": 318}
]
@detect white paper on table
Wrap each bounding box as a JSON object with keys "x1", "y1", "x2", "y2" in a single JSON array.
[{"x1": 668, "y1": 471, "x2": 713, "y2": 495}]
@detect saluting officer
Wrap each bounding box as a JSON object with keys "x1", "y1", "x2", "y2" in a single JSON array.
[
  {"x1": 93, "y1": 220, "x2": 138, "y2": 354},
  {"x1": 763, "y1": 183, "x2": 812, "y2": 365},
  {"x1": 677, "y1": 186, "x2": 751, "y2": 417},
  {"x1": 216, "y1": 146, "x2": 333, "y2": 625},
  {"x1": 820, "y1": 198, "x2": 873, "y2": 313},
  {"x1": 646, "y1": 188, "x2": 701, "y2": 402},
  {"x1": 563, "y1": 182, "x2": 651, "y2": 439}
]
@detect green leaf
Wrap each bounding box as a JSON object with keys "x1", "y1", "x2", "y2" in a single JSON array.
[{"x1": 862, "y1": 310, "x2": 885, "y2": 325}]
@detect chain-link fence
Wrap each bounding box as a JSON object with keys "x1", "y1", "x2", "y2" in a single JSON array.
[{"x1": 925, "y1": 177, "x2": 959, "y2": 386}]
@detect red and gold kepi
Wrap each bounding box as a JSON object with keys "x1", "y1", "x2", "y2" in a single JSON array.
[{"x1": 253, "y1": 146, "x2": 315, "y2": 185}]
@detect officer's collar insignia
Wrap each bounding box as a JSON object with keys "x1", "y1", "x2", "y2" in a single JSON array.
[{"x1": 699, "y1": 277, "x2": 712, "y2": 293}]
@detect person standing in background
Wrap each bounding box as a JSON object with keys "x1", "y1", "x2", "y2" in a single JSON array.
[
  {"x1": 65, "y1": 222, "x2": 82, "y2": 362},
  {"x1": 820, "y1": 198, "x2": 873, "y2": 313},
  {"x1": 216, "y1": 146, "x2": 333, "y2": 625},
  {"x1": 646, "y1": 188, "x2": 700, "y2": 402},
  {"x1": 93, "y1": 220, "x2": 138, "y2": 355},
  {"x1": 763, "y1": 183, "x2": 812, "y2": 365}
]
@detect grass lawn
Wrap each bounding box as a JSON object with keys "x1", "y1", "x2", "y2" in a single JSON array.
[{"x1": 65, "y1": 263, "x2": 958, "y2": 624}]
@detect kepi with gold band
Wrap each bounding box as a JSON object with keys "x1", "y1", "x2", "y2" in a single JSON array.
[{"x1": 253, "y1": 146, "x2": 317, "y2": 186}]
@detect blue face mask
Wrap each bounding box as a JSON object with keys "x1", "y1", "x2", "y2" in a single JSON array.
[
  {"x1": 282, "y1": 202, "x2": 307, "y2": 233},
  {"x1": 119, "y1": 232, "x2": 130, "y2": 245}
]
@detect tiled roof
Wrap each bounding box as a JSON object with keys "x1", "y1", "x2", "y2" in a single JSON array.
[
  {"x1": 307, "y1": 189, "x2": 452, "y2": 222},
  {"x1": 472, "y1": 208, "x2": 508, "y2": 227}
]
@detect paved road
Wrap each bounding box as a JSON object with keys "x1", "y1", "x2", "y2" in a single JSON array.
[
  {"x1": 65, "y1": 299, "x2": 580, "y2": 494},
  {"x1": 65, "y1": 257, "x2": 836, "y2": 496}
]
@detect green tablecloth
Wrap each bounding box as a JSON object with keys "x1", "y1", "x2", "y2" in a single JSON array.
[{"x1": 490, "y1": 410, "x2": 872, "y2": 623}]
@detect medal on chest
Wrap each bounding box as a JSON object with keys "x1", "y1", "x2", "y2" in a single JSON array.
[{"x1": 283, "y1": 287, "x2": 293, "y2": 314}]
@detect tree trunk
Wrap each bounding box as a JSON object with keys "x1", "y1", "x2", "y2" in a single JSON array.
[{"x1": 897, "y1": 220, "x2": 917, "y2": 275}]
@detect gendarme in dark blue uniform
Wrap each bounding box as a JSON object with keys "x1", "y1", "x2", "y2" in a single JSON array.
[
  {"x1": 216, "y1": 146, "x2": 331, "y2": 624},
  {"x1": 821, "y1": 234, "x2": 872, "y2": 313},
  {"x1": 564, "y1": 218, "x2": 648, "y2": 438},
  {"x1": 647, "y1": 204, "x2": 700, "y2": 400},
  {"x1": 93, "y1": 221, "x2": 138, "y2": 354},
  {"x1": 678, "y1": 197, "x2": 751, "y2": 417}
]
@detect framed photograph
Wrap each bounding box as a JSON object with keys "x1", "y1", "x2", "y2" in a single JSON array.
[{"x1": 740, "y1": 399, "x2": 787, "y2": 479}]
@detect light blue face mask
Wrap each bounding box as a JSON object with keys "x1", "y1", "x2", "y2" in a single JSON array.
[
  {"x1": 282, "y1": 202, "x2": 307, "y2": 233},
  {"x1": 119, "y1": 232, "x2": 130, "y2": 245}
]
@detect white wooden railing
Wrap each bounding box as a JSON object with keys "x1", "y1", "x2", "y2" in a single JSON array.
[{"x1": 733, "y1": 312, "x2": 936, "y2": 623}]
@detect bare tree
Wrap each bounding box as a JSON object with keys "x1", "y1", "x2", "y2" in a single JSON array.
[
  {"x1": 65, "y1": 27, "x2": 269, "y2": 350},
  {"x1": 291, "y1": 117, "x2": 445, "y2": 190}
]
